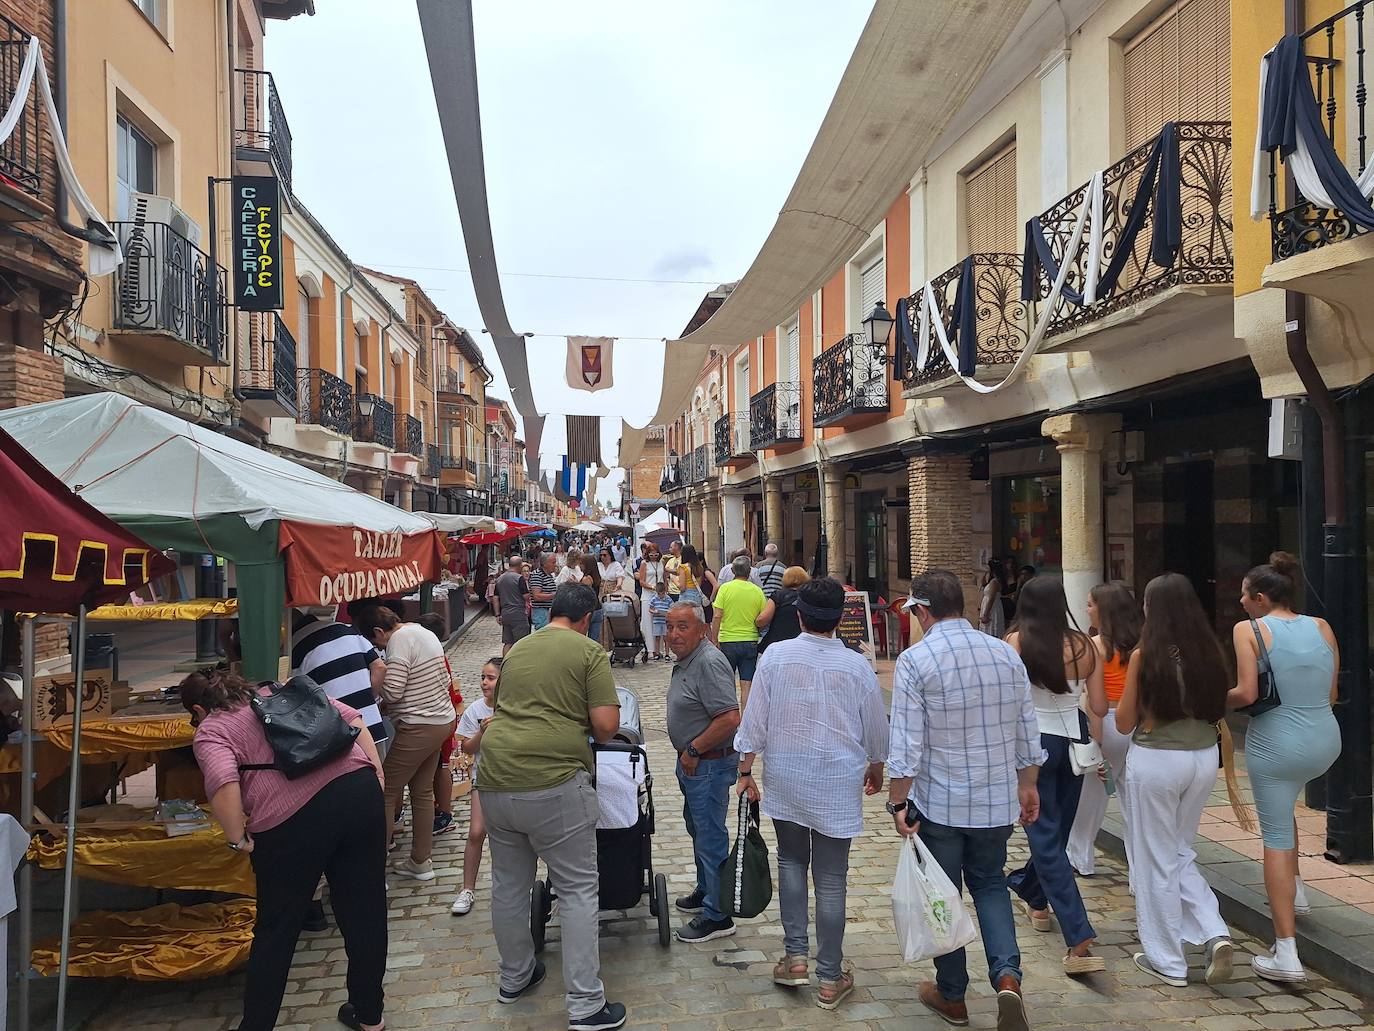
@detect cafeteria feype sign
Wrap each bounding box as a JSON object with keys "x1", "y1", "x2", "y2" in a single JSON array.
[{"x1": 232, "y1": 176, "x2": 283, "y2": 311}]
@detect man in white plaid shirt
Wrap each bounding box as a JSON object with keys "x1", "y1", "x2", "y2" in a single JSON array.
[{"x1": 887, "y1": 569, "x2": 1044, "y2": 1031}]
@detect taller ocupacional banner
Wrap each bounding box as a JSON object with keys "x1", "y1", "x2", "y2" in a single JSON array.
[
  {"x1": 232, "y1": 175, "x2": 283, "y2": 311},
  {"x1": 278, "y1": 521, "x2": 446, "y2": 607}
]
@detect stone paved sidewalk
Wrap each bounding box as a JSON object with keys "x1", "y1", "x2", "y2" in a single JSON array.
[{"x1": 85, "y1": 615, "x2": 1374, "y2": 1030}]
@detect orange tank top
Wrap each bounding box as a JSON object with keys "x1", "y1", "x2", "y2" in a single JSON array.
[{"x1": 1102, "y1": 651, "x2": 1128, "y2": 704}]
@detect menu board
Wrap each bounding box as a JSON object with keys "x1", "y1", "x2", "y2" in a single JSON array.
[{"x1": 837, "y1": 591, "x2": 876, "y2": 670}]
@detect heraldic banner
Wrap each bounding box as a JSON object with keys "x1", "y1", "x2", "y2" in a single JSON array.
[
  {"x1": 565, "y1": 336, "x2": 614, "y2": 392},
  {"x1": 279, "y1": 522, "x2": 446, "y2": 607}
]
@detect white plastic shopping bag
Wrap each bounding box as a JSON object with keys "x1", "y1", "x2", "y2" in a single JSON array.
[{"x1": 892, "y1": 834, "x2": 977, "y2": 962}]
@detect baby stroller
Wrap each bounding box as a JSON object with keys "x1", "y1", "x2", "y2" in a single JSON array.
[
  {"x1": 531, "y1": 688, "x2": 670, "y2": 950},
  {"x1": 603, "y1": 593, "x2": 648, "y2": 667}
]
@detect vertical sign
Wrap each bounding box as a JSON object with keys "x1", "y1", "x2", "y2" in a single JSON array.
[
  {"x1": 232, "y1": 175, "x2": 283, "y2": 310},
  {"x1": 837, "y1": 590, "x2": 877, "y2": 670}
]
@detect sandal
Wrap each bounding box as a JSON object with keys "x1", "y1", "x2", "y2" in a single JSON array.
[
  {"x1": 1063, "y1": 946, "x2": 1105, "y2": 974},
  {"x1": 815, "y1": 967, "x2": 854, "y2": 1011},
  {"x1": 773, "y1": 954, "x2": 809, "y2": 987}
]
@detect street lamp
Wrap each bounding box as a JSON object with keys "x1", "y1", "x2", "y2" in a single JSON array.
[
  {"x1": 357, "y1": 396, "x2": 375, "y2": 418},
  {"x1": 863, "y1": 300, "x2": 895, "y2": 348}
]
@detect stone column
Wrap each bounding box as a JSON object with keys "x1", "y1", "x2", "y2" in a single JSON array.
[
  {"x1": 908, "y1": 451, "x2": 975, "y2": 611},
  {"x1": 764, "y1": 475, "x2": 785, "y2": 552},
  {"x1": 395, "y1": 479, "x2": 414, "y2": 513},
  {"x1": 721, "y1": 490, "x2": 744, "y2": 557},
  {"x1": 1041, "y1": 413, "x2": 1121, "y2": 630},
  {"x1": 703, "y1": 487, "x2": 722, "y2": 569},
  {"x1": 821, "y1": 464, "x2": 846, "y2": 582}
]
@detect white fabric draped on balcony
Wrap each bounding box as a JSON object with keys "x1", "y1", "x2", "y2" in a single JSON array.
[{"x1": 0, "y1": 36, "x2": 121, "y2": 276}]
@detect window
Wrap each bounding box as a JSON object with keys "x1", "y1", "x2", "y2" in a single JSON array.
[
  {"x1": 1123, "y1": 0, "x2": 1229, "y2": 151},
  {"x1": 296, "y1": 283, "x2": 312, "y2": 371},
  {"x1": 779, "y1": 318, "x2": 800, "y2": 385},
  {"x1": 965, "y1": 143, "x2": 1018, "y2": 254},
  {"x1": 859, "y1": 257, "x2": 885, "y2": 325},
  {"x1": 115, "y1": 115, "x2": 156, "y2": 220},
  {"x1": 734, "y1": 354, "x2": 750, "y2": 410},
  {"x1": 132, "y1": 0, "x2": 158, "y2": 23}
]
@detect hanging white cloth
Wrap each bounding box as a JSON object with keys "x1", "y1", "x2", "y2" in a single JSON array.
[
  {"x1": 0, "y1": 37, "x2": 121, "y2": 276},
  {"x1": 565, "y1": 336, "x2": 615, "y2": 392},
  {"x1": 914, "y1": 171, "x2": 1101, "y2": 395},
  {"x1": 0, "y1": 813, "x2": 31, "y2": 1031}
]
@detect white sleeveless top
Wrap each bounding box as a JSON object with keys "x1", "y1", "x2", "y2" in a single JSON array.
[{"x1": 1031, "y1": 678, "x2": 1084, "y2": 739}]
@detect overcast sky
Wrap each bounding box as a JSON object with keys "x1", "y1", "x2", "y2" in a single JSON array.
[{"x1": 270, "y1": 2, "x2": 870, "y2": 504}]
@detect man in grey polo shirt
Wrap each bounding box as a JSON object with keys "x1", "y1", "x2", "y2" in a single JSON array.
[{"x1": 664, "y1": 601, "x2": 741, "y2": 945}]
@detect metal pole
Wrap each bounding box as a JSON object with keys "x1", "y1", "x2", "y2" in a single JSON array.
[
  {"x1": 18, "y1": 617, "x2": 36, "y2": 1031},
  {"x1": 55, "y1": 608, "x2": 86, "y2": 1031}
]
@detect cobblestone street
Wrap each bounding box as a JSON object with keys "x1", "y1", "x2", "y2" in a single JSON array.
[{"x1": 88, "y1": 615, "x2": 1374, "y2": 1031}]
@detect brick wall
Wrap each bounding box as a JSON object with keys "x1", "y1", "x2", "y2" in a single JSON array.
[
  {"x1": 908, "y1": 453, "x2": 978, "y2": 612},
  {"x1": 627, "y1": 455, "x2": 665, "y2": 503},
  {"x1": 0, "y1": 342, "x2": 64, "y2": 409}
]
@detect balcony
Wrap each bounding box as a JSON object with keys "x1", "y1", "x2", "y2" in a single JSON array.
[
  {"x1": 659, "y1": 455, "x2": 682, "y2": 494},
  {"x1": 714, "y1": 412, "x2": 751, "y2": 466},
  {"x1": 111, "y1": 221, "x2": 228, "y2": 366},
  {"x1": 354, "y1": 394, "x2": 394, "y2": 450},
  {"x1": 297, "y1": 369, "x2": 353, "y2": 437},
  {"x1": 438, "y1": 449, "x2": 474, "y2": 488},
  {"x1": 404, "y1": 414, "x2": 423, "y2": 456},
  {"x1": 439, "y1": 368, "x2": 464, "y2": 394},
  {"x1": 687, "y1": 444, "x2": 710, "y2": 485},
  {"x1": 813, "y1": 333, "x2": 890, "y2": 426},
  {"x1": 239, "y1": 313, "x2": 298, "y2": 421},
  {"x1": 1029, "y1": 120, "x2": 1232, "y2": 352},
  {"x1": 0, "y1": 13, "x2": 41, "y2": 208},
  {"x1": 234, "y1": 68, "x2": 293, "y2": 189},
  {"x1": 425, "y1": 443, "x2": 440, "y2": 479},
  {"x1": 748, "y1": 382, "x2": 803, "y2": 450},
  {"x1": 901, "y1": 253, "x2": 1032, "y2": 395}
]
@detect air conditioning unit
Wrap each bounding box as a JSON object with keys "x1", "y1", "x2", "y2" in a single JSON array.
[
  {"x1": 117, "y1": 192, "x2": 208, "y2": 340},
  {"x1": 129, "y1": 191, "x2": 201, "y2": 247}
]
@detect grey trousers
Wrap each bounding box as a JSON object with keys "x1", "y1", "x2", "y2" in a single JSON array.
[
  {"x1": 481, "y1": 770, "x2": 605, "y2": 1019},
  {"x1": 773, "y1": 819, "x2": 853, "y2": 981}
]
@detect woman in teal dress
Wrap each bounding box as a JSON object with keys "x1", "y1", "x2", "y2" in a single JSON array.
[{"x1": 1228, "y1": 552, "x2": 1339, "y2": 985}]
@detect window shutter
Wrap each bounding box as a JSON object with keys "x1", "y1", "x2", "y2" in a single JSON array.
[
  {"x1": 1124, "y1": 0, "x2": 1230, "y2": 151},
  {"x1": 782, "y1": 318, "x2": 800, "y2": 383},
  {"x1": 965, "y1": 144, "x2": 1018, "y2": 254},
  {"x1": 860, "y1": 257, "x2": 885, "y2": 318}
]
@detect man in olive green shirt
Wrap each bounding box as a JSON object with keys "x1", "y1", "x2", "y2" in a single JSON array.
[{"x1": 478, "y1": 584, "x2": 627, "y2": 1031}]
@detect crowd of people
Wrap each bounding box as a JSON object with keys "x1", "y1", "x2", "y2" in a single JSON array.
[{"x1": 178, "y1": 531, "x2": 1340, "y2": 1031}]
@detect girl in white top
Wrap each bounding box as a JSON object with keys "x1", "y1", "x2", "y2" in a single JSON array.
[
  {"x1": 636, "y1": 547, "x2": 667, "y2": 651},
  {"x1": 450, "y1": 657, "x2": 499, "y2": 917},
  {"x1": 1004, "y1": 576, "x2": 1107, "y2": 976}
]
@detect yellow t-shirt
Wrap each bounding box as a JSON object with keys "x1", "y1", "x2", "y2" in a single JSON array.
[{"x1": 715, "y1": 577, "x2": 766, "y2": 643}]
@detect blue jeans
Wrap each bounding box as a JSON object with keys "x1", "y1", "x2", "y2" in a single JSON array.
[
  {"x1": 1006, "y1": 734, "x2": 1095, "y2": 948},
  {"x1": 676, "y1": 754, "x2": 738, "y2": 922},
  {"x1": 586, "y1": 609, "x2": 604, "y2": 645},
  {"x1": 719, "y1": 640, "x2": 759, "y2": 682},
  {"x1": 774, "y1": 820, "x2": 852, "y2": 980},
  {"x1": 531, "y1": 606, "x2": 551, "y2": 631},
  {"x1": 918, "y1": 818, "x2": 1020, "y2": 1002}
]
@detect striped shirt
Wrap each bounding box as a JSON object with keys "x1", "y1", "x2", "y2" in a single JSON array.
[
  {"x1": 888, "y1": 619, "x2": 1046, "y2": 829},
  {"x1": 528, "y1": 566, "x2": 557, "y2": 607},
  {"x1": 380, "y1": 623, "x2": 457, "y2": 727},
  {"x1": 290, "y1": 613, "x2": 386, "y2": 743},
  {"x1": 754, "y1": 560, "x2": 786, "y2": 599}
]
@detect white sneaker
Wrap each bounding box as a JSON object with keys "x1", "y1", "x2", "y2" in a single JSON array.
[
  {"x1": 1294, "y1": 876, "x2": 1312, "y2": 915},
  {"x1": 451, "y1": 888, "x2": 476, "y2": 915},
  {"x1": 1253, "y1": 950, "x2": 1307, "y2": 983},
  {"x1": 393, "y1": 857, "x2": 436, "y2": 881},
  {"x1": 1204, "y1": 938, "x2": 1233, "y2": 985}
]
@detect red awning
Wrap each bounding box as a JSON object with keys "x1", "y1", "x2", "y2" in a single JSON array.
[
  {"x1": 0, "y1": 427, "x2": 175, "y2": 613},
  {"x1": 457, "y1": 519, "x2": 541, "y2": 547}
]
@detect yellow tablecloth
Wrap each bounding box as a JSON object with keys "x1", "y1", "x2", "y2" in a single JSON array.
[
  {"x1": 85, "y1": 598, "x2": 239, "y2": 621},
  {"x1": 27, "y1": 820, "x2": 254, "y2": 896},
  {"x1": 42, "y1": 715, "x2": 194, "y2": 755},
  {"x1": 30, "y1": 900, "x2": 255, "y2": 981}
]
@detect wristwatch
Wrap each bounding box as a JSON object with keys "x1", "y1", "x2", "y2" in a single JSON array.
[
  {"x1": 227, "y1": 835, "x2": 250, "y2": 851},
  {"x1": 885, "y1": 800, "x2": 908, "y2": 816},
  {"x1": 686, "y1": 744, "x2": 701, "y2": 759}
]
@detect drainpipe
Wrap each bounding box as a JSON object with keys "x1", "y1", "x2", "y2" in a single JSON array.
[
  {"x1": 52, "y1": 0, "x2": 111, "y2": 245},
  {"x1": 1280, "y1": 0, "x2": 1370, "y2": 863}
]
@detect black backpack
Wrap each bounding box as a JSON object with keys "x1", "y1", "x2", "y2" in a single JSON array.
[{"x1": 238, "y1": 675, "x2": 360, "y2": 780}]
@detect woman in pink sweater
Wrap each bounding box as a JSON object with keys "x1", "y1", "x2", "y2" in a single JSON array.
[{"x1": 184, "y1": 670, "x2": 387, "y2": 1031}]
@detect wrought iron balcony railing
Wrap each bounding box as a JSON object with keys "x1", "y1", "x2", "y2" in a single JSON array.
[
  {"x1": 440, "y1": 368, "x2": 463, "y2": 393},
  {"x1": 234, "y1": 68, "x2": 293, "y2": 189},
  {"x1": 405, "y1": 414, "x2": 423, "y2": 456},
  {"x1": 1032, "y1": 120, "x2": 1232, "y2": 336},
  {"x1": 425, "y1": 443, "x2": 440, "y2": 479},
  {"x1": 748, "y1": 382, "x2": 803, "y2": 450},
  {"x1": 440, "y1": 450, "x2": 464, "y2": 469},
  {"x1": 298, "y1": 369, "x2": 354, "y2": 436},
  {"x1": 813, "y1": 333, "x2": 890, "y2": 426},
  {"x1": 464, "y1": 457, "x2": 478, "y2": 476},
  {"x1": 659, "y1": 456, "x2": 682, "y2": 493},
  {"x1": 0, "y1": 14, "x2": 41, "y2": 196},
  {"x1": 690, "y1": 444, "x2": 710, "y2": 484},
  {"x1": 900, "y1": 254, "x2": 1032, "y2": 387},
  {"x1": 713, "y1": 414, "x2": 733, "y2": 466},
  {"x1": 355, "y1": 394, "x2": 395, "y2": 448},
  {"x1": 1268, "y1": 13, "x2": 1368, "y2": 257},
  {"x1": 238, "y1": 312, "x2": 299, "y2": 417},
  {"x1": 112, "y1": 221, "x2": 228, "y2": 361}
]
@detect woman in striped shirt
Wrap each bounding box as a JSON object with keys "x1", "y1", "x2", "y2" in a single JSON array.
[{"x1": 357, "y1": 606, "x2": 457, "y2": 883}]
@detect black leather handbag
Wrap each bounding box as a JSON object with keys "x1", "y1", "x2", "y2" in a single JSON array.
[
  {"x1": 239, "y1": 675, "x2": 360, "y2": 779},
  {"x1": 1236, "y1": 619, "x2": 1282, "y2": 718},
  {"x1": 717, "y1": 797, "x2": 772, "y2": 919}
]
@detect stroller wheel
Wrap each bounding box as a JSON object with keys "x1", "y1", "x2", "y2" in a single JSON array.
[
  {"x1": 531, "y1": 879, "x2": 550, "y2": 954},
  {"x1": 654, "y1": 873, "x2": 671, "y2": 948}
]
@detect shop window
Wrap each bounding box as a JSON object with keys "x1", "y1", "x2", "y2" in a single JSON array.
[
  {"x1": 994, "y1": 474, "x2": 1063, "y2": 574},
  {"x1": 1122, "y1": 0, "x2": 1229, "y2": 151}
]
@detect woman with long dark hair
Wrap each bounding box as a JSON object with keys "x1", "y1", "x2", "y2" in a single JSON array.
[
  {"x1": 1116, "y1": 573, "x2": 1234, "y2": 988},
  {"x1": 1228, "y1": 553, "x2": 1339, "y2": 983},
  {"x1": 183, "y1": 671, "x2": 387, "y2": 1031},
  {"x1": 978, "y1": 558, "x2": 1007, "y2": 638},
  {"x1": 1004, "y1": 576, "x2": 1106, "y2": 975},
  {"x1": 1067, "y1": 583, "x2": 1143, "y2": 877},
  {"x1": 676, "y1": 544, "x2": 708, "y2": 607}
]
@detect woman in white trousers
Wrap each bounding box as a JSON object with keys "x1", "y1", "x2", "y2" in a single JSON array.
[
  {"x1": 1067, "y1": 584, "x2": 1142, "y2": 883},
  {"x1": 1115, "y1": 573, "x2": 1233, "y2": 988}
]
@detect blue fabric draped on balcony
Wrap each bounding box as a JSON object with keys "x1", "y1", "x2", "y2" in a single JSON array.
[
  {"x1": 1255, "y1": 34, "x2": 1374, "y2": 231},
  {"x1": 1020, "y1": 122, "x2": 1182, "y2": 308},
  {"x1": 894, "y1": 258, "x2": 979, "y2": 376}
]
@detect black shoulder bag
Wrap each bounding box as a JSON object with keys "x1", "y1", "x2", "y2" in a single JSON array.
[
  {"x1": 717, "y1": 797, "x2": 772, "y2": 919},
  {"x1": 1236, "y1": 619, "x2": 1281, "y2": 718},
  {"x1": 239, "y1": 675, "x2": 361, "y2": 779}
]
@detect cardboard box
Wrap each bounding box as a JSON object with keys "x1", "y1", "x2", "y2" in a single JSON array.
[
  {"x1": 110, "y1": 681, "x2": 131, "y2": 713},
  {"x1": 30, "y1": 669, "x2": 113, "y2": 729}
]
